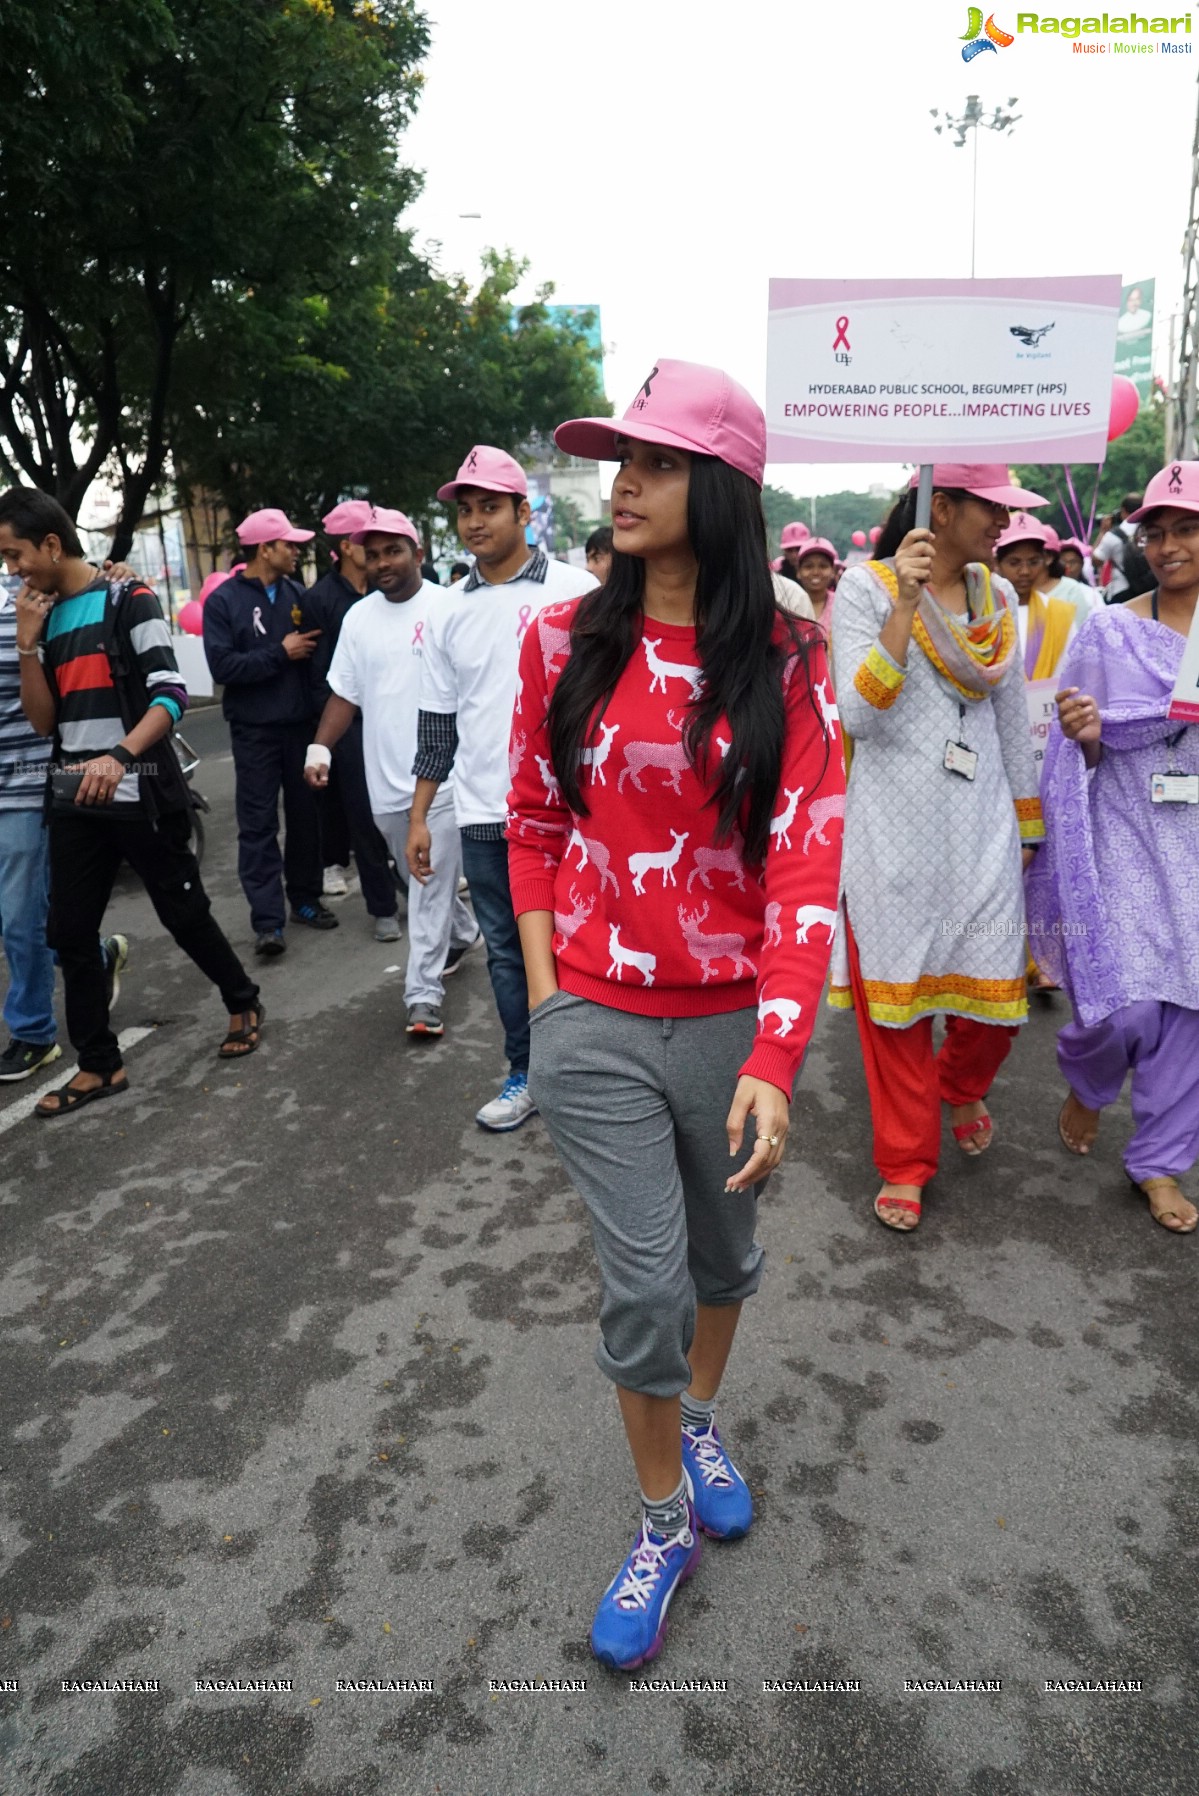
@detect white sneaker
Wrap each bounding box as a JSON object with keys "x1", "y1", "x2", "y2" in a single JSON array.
[
  {"x1": 323, "y1": 865, "x2": 349, "y2": 897},
  {"x1": 375, "y1": 915, "x2": 402, "y2": 943},
  {"x1": 475, "y1": 1072, "x2": 538, "y2": 1133}
]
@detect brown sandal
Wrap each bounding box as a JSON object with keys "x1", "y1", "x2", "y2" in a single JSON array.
[
  {"x1": 1134, "y1": 1177, "x2": 1198, "y2": 1235},
  {"x1": 218, "y1": 1002, "x2": 264, "y2": 1060}
]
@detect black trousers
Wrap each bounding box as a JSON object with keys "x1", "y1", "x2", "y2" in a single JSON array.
[
  {"x1": 320, "y1": 717, "x2": 399, "y2": 919},
  {"x1": 229, "y1": 720, "x2": 322, "y2": 933},
  {"x1": 47, "y1": 806, "x2": 259, "y2": 1076}
]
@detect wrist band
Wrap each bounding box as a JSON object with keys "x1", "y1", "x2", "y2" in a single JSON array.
[
  {"x1": 305, "y1": 743, "x2": 332, "y2": 770},
  {"x1": 110, "y1": 744, "x2": 135, "y2": 769},
  {"x1": 16, "y1": 644, "x2": 41, "y2": 658}
]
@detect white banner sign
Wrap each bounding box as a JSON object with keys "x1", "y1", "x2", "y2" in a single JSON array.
[
  {"x1": 766, "y1": 276, "x2": 1121, "y2": 464},
  {"x1": 1167, "y1": 600, "x2": 1199, "y2": 725},
  {"x1": 1025, "y1": 677, "x2": 1058, "y2": 782}
]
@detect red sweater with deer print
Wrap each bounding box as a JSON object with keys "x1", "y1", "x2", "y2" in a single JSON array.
[{"x1": 505, "y1": 600, "x2": 846, "y2": 1095}]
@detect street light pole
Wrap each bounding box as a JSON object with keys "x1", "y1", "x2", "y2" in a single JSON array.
[{"x1": 930, "y1": 96, "x2": 1020, "y2": 279}]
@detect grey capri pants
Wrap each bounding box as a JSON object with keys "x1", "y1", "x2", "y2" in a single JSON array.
[{"x1": 528, "y1": 991, "x2": 766, "y2": 1399}]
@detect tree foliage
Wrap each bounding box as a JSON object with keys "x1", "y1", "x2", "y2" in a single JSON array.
[
  {"x1": 0, "y1": 1, "x2": 607, "y2": 557},
  {"x1": 1013, "y1": 403, "x2": 1167, "y2": 541},
  {"x1": 761, "y1": 483, "x2": 891, "y2": 559}
]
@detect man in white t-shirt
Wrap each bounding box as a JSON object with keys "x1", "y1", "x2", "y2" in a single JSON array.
[
  {"x1": 304, "y1": 508, "x2": 479, "y2": 1038},
  {"x1": 407, "y1": 446, "x2": 598, "y2": 1132}
]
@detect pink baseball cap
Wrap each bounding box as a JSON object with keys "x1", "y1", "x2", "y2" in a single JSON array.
[
  {"x1": 780, "y1": 521, "x2": 811, "y2": 550},
  {"x1": 350, "y1": 505, "x2": 420, "y2": 547},
  {"x1": 554, "y1": 358, "x2": 767, "y2": 488},
  {"x1": 908, "y1": 465, "x2": 1047, "y2": 508},
  {"x1": 236, "y1": 508, "x2": 313, "y2": 546},
  {"x1": 1127, "y1": 460, "x2": 1199, "y2": 521},
  {"x1": 1041, "y1": 524, "x2": 1063, "y2": 555},
  {"x1": 323, "y1": 500, "x2": 374, "y2": 537},
  {"x1": 437, "y1": 446, "x2": 527, "y2": 504},
  {"x1": 995, "y1": 512, "x2": 1050, "y2": 554},
  {"x1": 794, "y1": 536, "x2": 838, "y2": 565},
  {"x1": 1059, "y1": 536, "x2": 1090, "y2": 557}
]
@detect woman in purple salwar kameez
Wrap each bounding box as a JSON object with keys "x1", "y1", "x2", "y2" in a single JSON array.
[{"x1": 1025, "y1": 461, "x2": 1199, "y2": 1233}]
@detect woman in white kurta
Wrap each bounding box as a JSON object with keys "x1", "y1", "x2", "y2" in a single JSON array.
[{"x1": 830, "y1": 466, "x2": 1046, "y2": 1230}]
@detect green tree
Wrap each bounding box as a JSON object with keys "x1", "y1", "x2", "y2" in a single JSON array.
[
  {"x1": 0, "y1": 0, "x2": 430, "y2": 554},
  {"x1": 1013, "y1": 403, "x2": 1166, "y2": 541},
  {"x1": 761, "y1": 483, "x2": 891, "y2": 559},
  {"x1": 170, "y1": 252, "x2": 607, "y2": 553}
]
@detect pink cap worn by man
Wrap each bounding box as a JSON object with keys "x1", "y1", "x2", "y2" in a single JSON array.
[
  {"x1": 555, "y1": 358, "x2": 767, "y2": 488},
  {"x1": 350, "y1": 506, "x2": 421, "y2": 546},
  {"x1": 781, "y1": 521, "x2": 811, "y2": 550},
  {"x1": 322, "y1": 500, "x2": 374, "y2": 538},
  {"x1": 236, "y1": 507, "x2": 314, "y2": 546},
  {"x1": 437, "y1": 447, "x2": 528, "y2": 504}
]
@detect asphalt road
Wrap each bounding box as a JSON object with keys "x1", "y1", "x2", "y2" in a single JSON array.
[{"x1": 1, "y1": 704, "x2": 1195, "y2": 1796}]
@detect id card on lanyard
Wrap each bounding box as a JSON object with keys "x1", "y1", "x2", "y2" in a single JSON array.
[
  {"x1": 944, "y1": 701, "x2": 977, "y2": 780},
  {"x1": 1151, "y1": 727, "x2": 1198, "y2": 804}
]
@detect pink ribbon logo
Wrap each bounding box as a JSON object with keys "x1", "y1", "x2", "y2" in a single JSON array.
[
  {"x1": 516, "y1": 604, "x2": 532, "y2": 638},
  {"x1": 832, "y1": 316, "x2": 851, "y2": 351},
  {"x1": 412, "y1": 620, "x2": 424, "y2": 648},
  {"x1": 252, "y1": 605, "x2": 266, "y2": 636}
]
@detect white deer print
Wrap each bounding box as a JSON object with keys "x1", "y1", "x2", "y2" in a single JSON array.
[
  {"x1": 757, "y1": 994, "x2": 803, "y2": 1038},
  {"x1": 618, "y1": 711, "x2": 689, "y2": 795},
  {"x1": 534, "y1": 754, "x2": 561, "y2": 803},
  {"x1": 763, "y1": 902, "x2": 783, "y2": 948},
  {"x1": 508, "y1": 729, "x2": 527, "y2": 786},
  {"x1": 687, "y1": 833, "x2": 748, "y2": 894},
  {"x1": 794, "y1": 904, "x2": 838, "y2": 945},
  {"x1": 568, "y1": 825, "x2": 621, "y2": 895},
  {"x1": 644, "y1": 637, "x2": 704, "y2": 699},
  {"x1": 677, "y1": 903, "x2": 757, "y2": 985},
  {"x1": 554, "y1": 884, "x2": 596, "y2": 945},
  {"x1": 540, "y1": 619, "x2": 574, "y2": 680},
  {"x1": 580, "y1": 720, "x2": 620, "y2": 786},
  {"x1": 815, "y1": 678, "x2": 840, "y2": 740},
  {"x1": 769, "y1": 786, "x2": 805, "y2": 852},
  {"x1": 802, "y1": 793, "x2": 846, "y2": 855},
  {"x1": 628, "y1": 829, "x2": 689, "y2": 896},
  {"x1": 607, "y1": 923, "x2": 656, "y2": 986}
]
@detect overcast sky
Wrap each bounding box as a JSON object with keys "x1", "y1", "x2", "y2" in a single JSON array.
[{"x1": 401, "y1": 0, "x2": 1197, "y2": 499}]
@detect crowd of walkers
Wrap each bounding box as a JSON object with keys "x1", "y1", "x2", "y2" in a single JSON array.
[{"x1": 0, "y1": 356, "x2": 1195, "y2": 1675}]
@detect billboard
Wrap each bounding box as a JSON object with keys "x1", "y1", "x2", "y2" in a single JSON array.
[{"x1": 1112, "y1": 277, "x2": 1155, "y2": 403}]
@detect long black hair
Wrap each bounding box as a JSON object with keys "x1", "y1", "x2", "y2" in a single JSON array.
[
  {"x1": 873, "y1": 484, "x2": 976, "y2": 561},
  {"x1": 547, "y1": 454, "x2": 823, "y2": 863}
]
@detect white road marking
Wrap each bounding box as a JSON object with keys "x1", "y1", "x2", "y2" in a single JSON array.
[{"x1": 0, "y1": 1027, "x2": 155, "y2": 1137}]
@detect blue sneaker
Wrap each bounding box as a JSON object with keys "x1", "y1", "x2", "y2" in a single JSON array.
[
  {"x1": 590, "y1": 1506, "x2": 701, "y2": 1671},
  {"x1": 681, "y1": 1420, "x2": 753, "y2": 1540}
]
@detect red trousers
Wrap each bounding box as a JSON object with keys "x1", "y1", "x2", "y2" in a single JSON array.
[{"x1": 846, "y1": 924, "x2": 1018, "y2": 1186}]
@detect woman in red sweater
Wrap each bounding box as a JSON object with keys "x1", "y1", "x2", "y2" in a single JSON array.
[{"x1": 506, "y1": 360, "x2": 844, "y2": 1671}]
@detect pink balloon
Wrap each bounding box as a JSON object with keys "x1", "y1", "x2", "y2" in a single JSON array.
[
  {"x1": 869, "y1": 525, "x2": 882, "y2": 544},
  {"x1": 851, "y1": 530, "x2": 867, "y2": 548},
  {"x1": 196, "y1": 570, "x2": 227, "y2": 605},
  {"x1": 177, "y1": 600, "x2": 204, "y2": 636},
  {"x1": 1107, "y1": 375, "x2": 1140, "y2": 443}
]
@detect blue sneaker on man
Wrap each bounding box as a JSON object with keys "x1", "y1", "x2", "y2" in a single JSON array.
[
  {"x1": 589, "y1": 1505, "x2": 701, "y2": 1671},
  {"x1": 681, "y1": 1419, "x2": 753, "y2": 1540}
]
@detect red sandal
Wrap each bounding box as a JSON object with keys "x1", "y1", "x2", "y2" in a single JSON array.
[
  {"x1": 952, "y1": 1113, "x2": 993, "y2": 1156},
  {"x1": 873, "y1": 1189, "x2": 922, "y2": 1231}
]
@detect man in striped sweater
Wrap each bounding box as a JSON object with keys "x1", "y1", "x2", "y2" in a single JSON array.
[{"x1": 0, "y1": 488, "x2": 261, "y2": 1117}]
